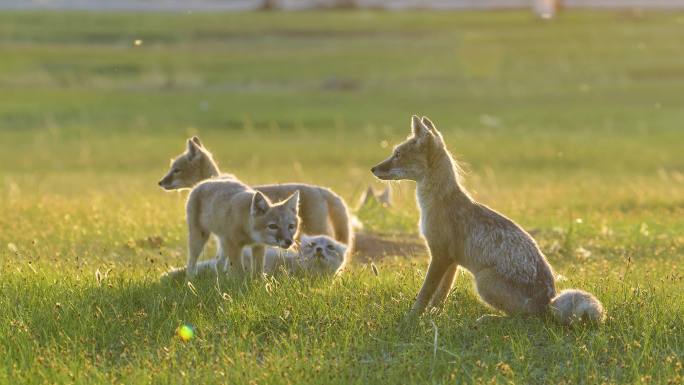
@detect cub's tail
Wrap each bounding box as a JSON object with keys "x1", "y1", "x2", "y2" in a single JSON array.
[
  {"x1": 549, "y1": 289, "x2": 605, "y2": 326},
  {"x1": 323, "y1": 189, "x2": 353, "y2": 246}
]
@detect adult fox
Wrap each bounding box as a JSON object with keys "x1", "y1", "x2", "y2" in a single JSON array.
[{"x1": 372, "y1": 116, "x2": 604, "y2": 325}]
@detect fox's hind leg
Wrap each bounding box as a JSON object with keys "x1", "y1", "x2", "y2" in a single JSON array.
[
  {"x1": 428, "y1": 263, "x2": 459, "y2": 308},
  {"x1": 299, "y1": 196, "x2": 331, "y2": 238},
  {"x1": 187, "y1": 229, "x2": 209, "y2": 279},
  {"x1": 474, "y1": 268, "x2": 544, "y2": 316}
]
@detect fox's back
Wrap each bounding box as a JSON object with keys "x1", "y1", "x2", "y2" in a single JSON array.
[
  {"x1": 255, "y1": 183, "x2": 327, "y2": 203},
  {"x1": 186, "y1": 178, "x2": 253, "y2": 231}
]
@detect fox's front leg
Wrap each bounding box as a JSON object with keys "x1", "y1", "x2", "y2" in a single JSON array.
[
  {"x1": 410, "y1": 256, "x2": 452, "y2": 316},
  {"x1": 428, "y1": 262, "x2": 459, "y2": 308},
  {"x1": 251, "y1": 245, "x2": 265, "y2": 277}
]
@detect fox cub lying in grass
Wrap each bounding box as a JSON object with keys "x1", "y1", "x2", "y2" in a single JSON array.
[
  {"x1": 163, "y1": 234, "x2": 347, "y2": 280},
  {"x1": 372, "y1": 116, "x2": 604, "y2": 326},
  {"x1": 159, "y1": 136, "x2": 352, "y2": 247}
]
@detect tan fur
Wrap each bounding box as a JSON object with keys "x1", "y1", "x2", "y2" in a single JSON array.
[
  {"x1": 159, "y1": 137, "x2": 352, "y2": 246},
  {"x1": 371, "y1": 115, "x2": 604, "y2": 325},
  {"x1": 185, "y1": 177, "x2": 300, "y2": 279},
  {"x1": 162, "y1": 234, "x2": 347, "y2": 280}
]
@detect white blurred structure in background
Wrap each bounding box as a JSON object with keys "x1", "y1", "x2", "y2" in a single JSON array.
[{"x1": 532, "y1": 0, "x2": 558, "y2": 19}]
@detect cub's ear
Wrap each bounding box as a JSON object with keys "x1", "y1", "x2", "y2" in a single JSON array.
[
  {"x1": 284, "y1": 190, "x2": 300, "y2": 213},
  {"x1": 191, "y1": 136, "x2": 203, "y2": 147},
  {"x1": 411, "y1": 115, "x2": 432, "y2": 138},
  {"x1": 187, "y1": 138, "x2": 202, "y2": 158},
  {"x1": 251, "y1": 191, "x2": 271, "y2": 216}
]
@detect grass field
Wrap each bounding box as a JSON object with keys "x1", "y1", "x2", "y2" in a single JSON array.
[{"x1": 1, "y1": 10, "x2": 683, "y2": 384}]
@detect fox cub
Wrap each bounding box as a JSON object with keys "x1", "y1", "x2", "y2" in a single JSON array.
[
  {"x1": 186, "y1": 177, "x2": 300, "y2": 279},
  {"x1": 159, "y1": 137, "x2": 352, "y2": 246},
  {"x1": 371, "y1": 116, "x2": 604, "y2": 325},
  {"x1": 163, "y1": 234, "x2": 347, "y2": 280}
]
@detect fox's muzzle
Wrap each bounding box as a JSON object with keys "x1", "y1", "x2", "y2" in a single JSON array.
[
  {"x1": 279, "y1": 238, "x2": 293, "y2": 249},
  {"x1": 370, "y1": 158, "x2": 395, "y2": 180},
  {"x1": 158, "y1": 175, "x2": 173, "y2": 190}
]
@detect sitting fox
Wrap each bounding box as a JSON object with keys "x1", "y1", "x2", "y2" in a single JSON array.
[
  {"x1": 163, "y1": 234, "x2": 347, "y2": 280},
  {"x1": 159, "y1": 137, "x2": 352, "y2": 246},
  {"x1": 371, "y1": 116, "x2": 604, "y2": 325},
  {"x1": 185, "y1": 177, "x2": 300, "y2": 279}
]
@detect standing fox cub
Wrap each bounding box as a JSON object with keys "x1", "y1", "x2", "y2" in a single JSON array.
[
  {"x1": 372, "y1": 116, "x2": 604, "y2": 325},
  {"x1": 186, "y1": 177, "x2": 300, "y2": 279},
  {"x1": 159, "y1": 137, "x2": 352, "y2": 246}
]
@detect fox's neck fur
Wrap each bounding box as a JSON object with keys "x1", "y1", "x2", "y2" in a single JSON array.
[
  {"x1": 199, "y1": 150, "x2": 221, "y2": 180},
  {"x1": 416, "y1": 144, "x2": 472, "y2": 214}
]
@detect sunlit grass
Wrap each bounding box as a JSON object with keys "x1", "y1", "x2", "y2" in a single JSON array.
[{"x1": 0, "y1": 9, "x2": 683, "y2": 384}]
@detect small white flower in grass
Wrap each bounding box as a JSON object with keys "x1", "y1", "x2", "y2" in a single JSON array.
[
  {"x1": 133, "y1": 39, "x2": 143, "y2": 47},
  {"x1": 575, "y1": 247, "x2": 592, "y2": 260},
  {"x1": 7, "y1": 243, "x2": 17, "y2": 253}
]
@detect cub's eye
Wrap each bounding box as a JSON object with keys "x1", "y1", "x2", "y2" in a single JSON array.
[
  {"x1": 326, "y1": 244, "x2": 335, "y2": 251},
  {"x1": 172, "y1": 168, "x2": 181, "y2": 174},
  {"x1": 288, "y1": 223, "x2": 296, "y2": 230},
  {"x1": 267, "y1": 224, "x2": 278, "y2": 230},
  {"x1": 308, "y1": 242, "x2": 316, "y2": 248}
]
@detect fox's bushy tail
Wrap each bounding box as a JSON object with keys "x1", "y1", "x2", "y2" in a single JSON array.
[{"x1": 549, "y1": 289, "x2": 605, "y2": 326}]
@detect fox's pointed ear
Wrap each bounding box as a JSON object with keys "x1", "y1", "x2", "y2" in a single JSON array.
[
  {"x1": 421, "y1": 116, "x2": 444, "y2": 144},
  {"x1": 421, "y1": 117, "x2": 436, "y2": 132},
  {"x1": 251, "y1": 191, "x2": 271, "y2": 216},
  {"x1": 284, "y1": 191, "x2": 300, "y2": 213},
  {"x1": 187, "y1": 138, "x2": 201, "y2": 158},
  {"x1": 411, "y1": 115, "x2": 431, "y2": 138},
  {"x1": 191, "y1": 136, "x2": 203, "y2": 147}
]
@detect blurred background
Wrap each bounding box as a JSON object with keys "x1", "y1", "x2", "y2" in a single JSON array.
[{"x1": 0, "y1": 1, "x2": 682, "y2": 255}]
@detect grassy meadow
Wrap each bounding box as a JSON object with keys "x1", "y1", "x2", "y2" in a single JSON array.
[{"x1": 0, "y1": 10, "x2": 683, "y2": 384}]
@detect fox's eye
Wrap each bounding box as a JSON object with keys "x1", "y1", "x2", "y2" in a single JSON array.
[
  {"x1": 267, "y1": 224, "x2": 278, "y2": 230},
  {"x1": 288, "y1": 223, "x2": 296, "y2": 230},
  {"x1": 172, "y1": 168, "x2": 180, "y2": 174}
]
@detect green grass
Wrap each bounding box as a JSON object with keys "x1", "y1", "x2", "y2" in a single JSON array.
[{"x1": 1, "y1": 9, "x2": 683, "y2": 384}]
